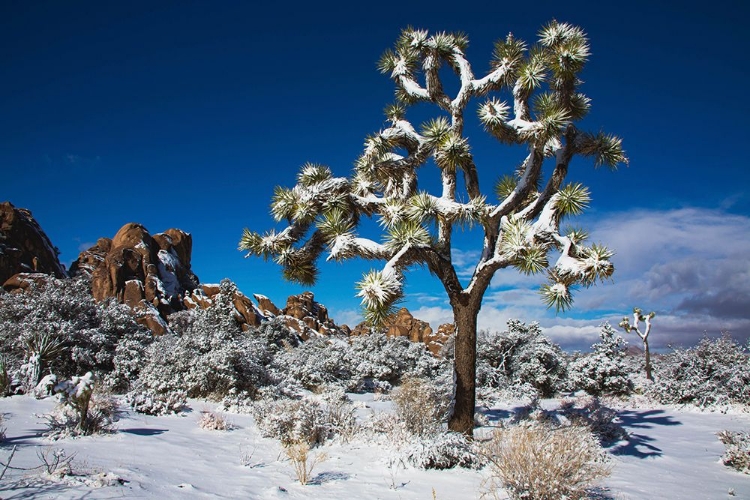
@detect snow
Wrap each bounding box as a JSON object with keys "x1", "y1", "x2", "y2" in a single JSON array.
[
  {"x1": 157, "y1": 249, "x2": 181, "y2": 298},
  {"x1": 1, "y1": 395, "x2": 748, "y2": 499}
]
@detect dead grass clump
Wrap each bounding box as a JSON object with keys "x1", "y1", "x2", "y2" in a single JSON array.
[
  {"x1": 198, "y1": 410, "x2": 233, "y2": 431},
  {"x1": 285, "y1": 441, "x2": 328, "y2": 485},
  {"x1": 483, "y1": 422, "x2": 610, "y2": 500}
]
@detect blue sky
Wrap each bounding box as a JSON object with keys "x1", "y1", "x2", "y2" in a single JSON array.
[{"x1": 2, "y1": 1, "x2": 749, "y2": 350}]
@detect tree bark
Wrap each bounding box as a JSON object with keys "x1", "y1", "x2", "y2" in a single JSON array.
[
  {"x1": 448, "y1": 302, "x2": 479, "y2": 436},
  {"x1": 643, "y1": 339, "x2": 653, "y2": 381}
]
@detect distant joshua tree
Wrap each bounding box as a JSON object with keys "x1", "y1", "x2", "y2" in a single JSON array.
[
  {"x1": 240, "y1": 21, "x2": 626, "y2": 435},
  {"x1": 619, "y1": 307, "x2": 656, "y2": 381}
]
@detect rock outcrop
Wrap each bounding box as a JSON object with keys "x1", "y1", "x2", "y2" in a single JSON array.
[
  {"x1": 70, "y1": 222, "x2": 201, "y2": 332},
  {"x1": 253, "y1": 291, "x2": 344, "y2": 340},
  {"x1": 351, "y1": 307, "x2": 453, "y2": 356},
  {"x1": 0, "y1": 202, "x2": 66, "y2": 284},
  {"x1": 183, "y1": 283, "x2": 263, "y2": 331}
]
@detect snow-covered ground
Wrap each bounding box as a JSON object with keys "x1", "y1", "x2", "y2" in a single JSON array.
[{"x1": 1, "y1": 395, "x2": 748, "y2": 499}]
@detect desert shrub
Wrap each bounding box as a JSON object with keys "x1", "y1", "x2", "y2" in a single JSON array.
[
  {"x1": 0, "y1": 277, "x2": 152, "y2": 392},
  {"x1": 558, "y1": 395, "x2": 628, "y2": 445},
  {"x1": 127, "y1": 388, "x2": 186, "y2": 415},
  {"x1": 649, "y1": 334, "x2": 750, "y2": 407},
  {"x1": 272, "y1": 332, "x2": 445, "y2": 392},
  {"x1": 347, "y1": 333, "x2": 443, "y2": 387},
  {"x1": 198, "y1": 410, "x2": 233, "y2": 431},
  {"x1": 475, "y1": 320, "x2": 567, "y2": 398},
  {"x1": 391, "y1": 376, "x2": 451, "y2": 436},
  {"x1": 320, "y1": 386, "x2": 358, "y2": 442},
  {"x1": 137, "y1": 286, "x2": 273, "y2": 399},
  {"x1": 717, "y1": 430, "x2": 750, "y2": 474},
  {"x1": 285, "y1": 441, "x2": 328, "y2": 485},
  {"x1": 484, "y1": 422, "x2": 610, "y2": 500},
  {"x1": 252, "y1": 397, "x2": 328, "y2": 446},
  {"x1": 44, "y1": 373, "x2": 118, "y2": 439},
  {"x1": 567, "y1": 323, "x2": 633, "y2": 396},
  {"x1": 274, "y1": 337, "x2": 351, "y2": 391},
  {"x1": 401, "y1": 430, "x2": 482, "y2": 470}
]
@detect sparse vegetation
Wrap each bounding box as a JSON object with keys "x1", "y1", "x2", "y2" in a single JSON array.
[{"x1": 483, "y1": 422, "x2": 611, "y2": 500}]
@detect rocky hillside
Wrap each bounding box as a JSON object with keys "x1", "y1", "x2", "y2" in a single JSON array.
[
  {"x1": 0, "y1": 202, "x2": 66, "y2": 283},
  {"x1": 0, "y1": 201, "x2": 452, "y2": 353}
]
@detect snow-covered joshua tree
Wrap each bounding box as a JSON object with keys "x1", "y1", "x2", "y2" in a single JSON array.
[
  {"x1": 240, "y1": 22, "x2": 626, "y2": 435},
  {"x1": 619, "y1": 307, "x2": 656, "y2": 381}
]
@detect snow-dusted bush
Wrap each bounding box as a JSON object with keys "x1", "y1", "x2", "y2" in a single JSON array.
[
  {"x1": 567, "y1": 323, "x2": 633, "y2": 396},
  {"x1": 138, "y1": 282, "x2": 273, "y2": 399},
  {"x1": 401, "y1": 430, "x2": 481, "y2": 470},
  {"x1": 717, "y1": 430, "x2": 750, "y2": 474},
  {"x1": 127, "y1": 388, "x2": 186, "y2": 415},
  {"x1": 272, "y1": 332, "x2": 445, "y2": 392},
  {"x1": 649, "y1": 334, "x2": 750, "y2": 408},
  {"x1": 44, "y1": 373, "x2": 118, "y2": 439},
  {"x1": 475, "y1": 320, "x2": 567, "y2": 398},
  {"x1": 252, "y1": 396, "x2": 328, "y2": 446},
  {"x1": 484, "y1": 422, "x2": 610, "y2": 500},
  {"x1": 391, "y1": 376, "x2": 451, "y2": 436},
  {"x1": 0, "y1": 277, "x2": 152, "y2": 392},
  {"x1": 274, "y1": 337, "x2": 351, "y2": 391},
  {"x1": 320, "y1": 386, "x2": 358, "y2": 442},
  {"x1": 198, "y1": 410, "x2": 233, "y2": 431}
]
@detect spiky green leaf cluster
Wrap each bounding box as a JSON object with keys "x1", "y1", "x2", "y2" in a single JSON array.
[
  {"x1": 407, "y1": 192, "x2": 440, "y2": 222},
  {"x1": 540, "y1": 280, "x2": 574, "y2": 313},
  {"x1": 577, "y1": 132, "x2": 628, "y2": 169},
  {"x1": 500, "y1": 217, "x2": 549, "y2": 274},
  {"x1": 578, "y1": 243, "x2": 614, "y2": 286},
  {"x1": 494, "y1": 175, "x2": 518, "y2": 200},
  {"x1": 297, "y1": 163, "x2": 332, "y2": 187},
  {"x1": 385, "y1": 220, "x2": 431, "y2": 252},
  {"x1": 492, "y1": 33, "x2": 527, "y2": 76},
  {"x1": 420, "y1": 117, "x2": 451, "y2": 145},
  {"x1": 434, "y1": 133, "x2": 471, "y2": 172},
  {"x1": 556, "y1": 183, "x2": 590, "y2": 218},
  {"x1": 356, "y1": 270, "x2": 404, "y2": 326},
  {"x1": 316, "y1": 208, "x2": 354, "y2": 242},
  {"x1": 478, "y1": 98, "x2": 513, "y2": 141},
  {"x1": 384, "y1": 102, "x2": 407, "y2": 122}
]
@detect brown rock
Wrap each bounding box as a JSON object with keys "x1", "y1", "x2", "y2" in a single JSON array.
[
  {"x1": 278, "y1": 291, "x2": 343, "y2": 338},
  {"x1": 351, "y1": 308, "x2": 453, "y2": 357},
  {"x1": 70, "y1": 222, "x2": 203, "y2": 335},
  {"x1": 0, "y1": 202, "x2": 66, "y2": 283},
  {"x1": 2, "y1": 272, "x2": 53, "y2": 293},
  {"x1": 254, "y1": 294, "x2": 282, "y2": 316}
]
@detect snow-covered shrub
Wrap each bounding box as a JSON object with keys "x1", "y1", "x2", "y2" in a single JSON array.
[
  {"x1": 475, "y1": 320, "x2": 567, "y2": 398},
  {"x1": 272, "y1": 332, "x2": 444, "y2": 392},
  {"x1": 252, "y1": 397, "x2": 327, "y2": 446},
  {"x1": 346, "y1": 333, "x2": 444, "y2": 390},
  {"x1": 0, "y1": 276, "x2": 152, "y2": 392},
  {"x1": 44, "y1": 373, "x2": 118, "y2": 438},
  {"x1": 717, "y1": 430, "x2": 750, "y2": 474},
  {"x1": 138, "y1": 285, "x2": 273, "y2": 399},
  {"x1": 391, "y1": 376, "x2": 451, "y2": 436},
  {"x1": 558, "y1": 396, "x2": 628, "y2": 445},
  {"x1": 198, "y1": 410, "x2": 233, "y2": 431},
  {"x1": 127, "y1": 388, "x2": 186, "y2": 415},
  {"x1": 320, "y1": 386, "x2": 358, "y2": 442},
  {"x1": 649, "y1": 334, "x2": 750, "y2": 407},
  {"x1": 273, "y1": 337, "x2": 351, "y2": 391},
  {"x1": 567, "y1": 323, "x2": 633, "y2": 396},
  {"x1": 401, "y1": 430, "x2": 482, "y2": 470},
  {"x1": 483, "y1": 422, "x2": 610, "y2": 500}
]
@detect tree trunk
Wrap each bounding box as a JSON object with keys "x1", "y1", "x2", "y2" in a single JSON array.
[
  {"x1": 448, "y1": 303, "x2": 479, "y2": 436},
  {"x1": 643, "y1": 339, "x2": 653, "y2": 381}
]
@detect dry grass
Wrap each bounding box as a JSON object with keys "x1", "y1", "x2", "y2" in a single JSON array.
[
  {"x1": 198, "y1": 410, "x2": 232, "y2": 431},
  {"x1": 285, "y1": 441, "x2": 328, "y2": 485},
  {"x1": 391, "y1": 377, "x2": 449, "y2": 436},
  {"x1": 483, "y1": 422, "x2": 611, "y2": 500}
]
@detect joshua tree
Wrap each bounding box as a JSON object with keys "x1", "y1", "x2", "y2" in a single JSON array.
[
  {"x1": 619, "y1": 307, "x2": 656, "y2": 381},
  {"x1": 240, "y1": 22, "x2": 626, "y2": 435}
]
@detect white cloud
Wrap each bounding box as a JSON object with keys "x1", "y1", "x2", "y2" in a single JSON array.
[{"x1": 397, "y1": 206, "x2": 750, "y2": 351}]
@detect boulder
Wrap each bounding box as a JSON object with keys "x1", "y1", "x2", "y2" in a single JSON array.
[
  {"x1": 70, "y1": 222, "x2": 202, "y2": 333},
  {"x1": 0, "y1": 202, "x2": 66, "y2": 283},
  {"x1": 351, "y1": 308, "x2": 453, "y2": 356}
]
